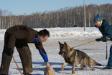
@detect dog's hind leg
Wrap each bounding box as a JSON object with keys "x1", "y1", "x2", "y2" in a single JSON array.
[
  {"x1": 89, "y1": 65, "x2": 95, "y2": 71},
  {"x1": 80, "y1": 64, "x2": 85, "y2": 70},
  {"x1": 80, "y1": 59, "x2": 85, "y2": 70},
  {"x1": 89, "y1": 59, "x2": 95, "y2": 71}
]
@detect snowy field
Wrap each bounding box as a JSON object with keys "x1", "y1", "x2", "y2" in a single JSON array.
[{"x1": 0, "y1": 27, "x2": 112, "y2": 75}]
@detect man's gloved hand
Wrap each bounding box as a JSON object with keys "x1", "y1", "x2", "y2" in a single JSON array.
[
  {"x1": 96, "y1": 37, "x2": 107, "y2": 42},
  {"x1": 101, "y1": 37, "x2": 107, "y2": 42},
  {"x1": 44, "y1": 62, "x2": 55, "y2": 75},
  {"x1": 110, "y1": 38, "x2": 112, "y2": 41},
  {"x1": 46, "y1": 62, "x2": 51, "y2": 69},
  {"x1": 96, "y1": 38, "x2": 102, "y2": 41}
]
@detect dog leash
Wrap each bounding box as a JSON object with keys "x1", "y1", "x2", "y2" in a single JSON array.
[
  {"x1": 74, "y1": 39, "x2": 108, "y2": 60},
  {"x1": 73, "y1": 40, "x2": 96, "y2": 48},
  {"x1": 12, "y1": 56, "x2": 23, "y2": 75}
]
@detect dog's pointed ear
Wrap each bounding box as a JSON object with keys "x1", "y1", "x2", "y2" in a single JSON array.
[
  {"x1": 70, "y1": 47, "x2": 74, "y2": 51},
  {"x1": 58, "y1": 41, "x2": 62, "y2": 45},
  {"x1": 71, "y1": 47, "x2": 74, "y2": 50},
  {"x1": 64, "y1": 42, "x2": 67, "y2": 46}
]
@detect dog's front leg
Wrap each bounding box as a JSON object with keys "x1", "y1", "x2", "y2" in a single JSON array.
[
  {"x1": 61, "y1": 63, "x2": 68, "y2": 71},
  {"x1": 72, "y1": 63, "x2": 76, "y2": 75},
  {"x1": 61, "y1": 63, "x2": 65, "y2": 71}
]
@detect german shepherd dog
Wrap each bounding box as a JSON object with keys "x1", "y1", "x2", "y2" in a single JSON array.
[{"x1": 58, "y1": 42, "x2": 102, "y2": 74}]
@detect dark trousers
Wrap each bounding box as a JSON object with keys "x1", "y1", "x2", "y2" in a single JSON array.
[
  {"x1": 107, "y1": 45, "x2": 112, "y2": 67},
  {"x1": 0, "y1": 34, "x2": 32, "y2": 75}
]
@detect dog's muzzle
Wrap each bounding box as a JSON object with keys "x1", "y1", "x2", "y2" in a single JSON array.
[
  {"x1": 59, "y1": 52, "x2": 64, "y2": 56},
  {"x1": 59, "y1": 51, "x2": 63, "y2": 54}
]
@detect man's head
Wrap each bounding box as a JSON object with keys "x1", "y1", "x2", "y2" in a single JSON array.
[
  {"x1": 38, "y1": 29, "x2": 50, "y2": 42},
  {"x1": 94, "y1": 15, "x2": 103, "y2": 28}
]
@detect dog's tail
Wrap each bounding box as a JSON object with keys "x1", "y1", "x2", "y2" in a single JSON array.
[{"x1": 95, "y1": 62, "x2": 102, "y2": 66}]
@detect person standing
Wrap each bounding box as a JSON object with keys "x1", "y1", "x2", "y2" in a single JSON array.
[{"x1": 94, "y1": 15, "x2": 112, "y2": 69}]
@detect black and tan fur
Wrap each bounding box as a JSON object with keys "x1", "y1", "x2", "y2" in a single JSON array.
[{"x1": 58, "y1": 42, "x2": 102, "y2": 74}]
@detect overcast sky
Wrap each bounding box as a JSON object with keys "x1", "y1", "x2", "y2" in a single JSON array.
[{"x1": 0, "y1": 0, "x2": 112, "y2": 15}]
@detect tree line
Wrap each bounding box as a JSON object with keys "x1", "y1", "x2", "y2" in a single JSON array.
[{"x1": 0, "y1": 4, "x2": 112, "y2": 29}]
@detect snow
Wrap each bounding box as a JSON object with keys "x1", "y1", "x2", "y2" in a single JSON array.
[
  {"x1": 34, "y1": 27, "x2": 102, "y2": 39},
  {"x1": 0, "y1": 27, "x2": 102, "y2": 40},
  {"x1": 0, "y1": 27, "x2": 112, "y2": 75}
]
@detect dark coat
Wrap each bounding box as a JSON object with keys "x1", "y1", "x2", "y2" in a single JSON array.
[
  {"x1": 99, "y1": 20, "x2": 112, "y2": 38},
  {"x1": 0, "y1": 25, "x2": 49, "y2": 74},
  {"x1": 4, "y1": 25, "x2": 48, "y2": 62}
]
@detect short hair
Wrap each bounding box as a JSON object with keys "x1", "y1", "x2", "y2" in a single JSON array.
[{"x1": 38, "y1": 29, "x2": 50, "y2": 37}]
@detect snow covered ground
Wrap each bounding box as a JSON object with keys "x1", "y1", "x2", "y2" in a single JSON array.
[{"x1": 0, "y1": 27, "x2": 112, "y2": 75}]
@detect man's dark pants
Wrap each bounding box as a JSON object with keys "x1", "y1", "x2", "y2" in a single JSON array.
[
  {"x1": 0, "y1": 34, "x2": 32, "y2": 75},
  {"x1": 107, "y1": 45, "x2": 112, "y2": 67}
]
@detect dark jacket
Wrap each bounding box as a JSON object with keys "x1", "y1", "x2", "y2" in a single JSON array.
[
  {"x1": 99, "y1": 20, "x2": 112, "y2": 38},
  {"x1": 5, "y1": 25, "x2": 48, "y2": 62}
]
